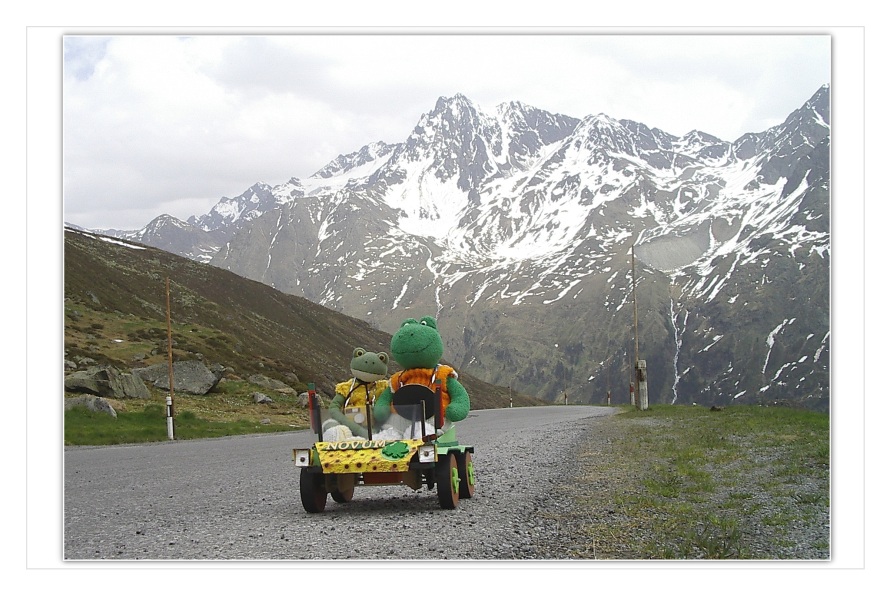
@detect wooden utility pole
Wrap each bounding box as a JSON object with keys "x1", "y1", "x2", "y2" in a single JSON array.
[
  {"x1": 165, "y1": 277, "x2": 175, "y2": 439},
  {"x1": 632, "y1": 245, "x2": 639, "y2": 364},
  {"x1": 605, "y1": 362, "x2": 611, "y2": 406},
  {"x1": 628, "y1": 342, "x2": 635, "y2": 406}
]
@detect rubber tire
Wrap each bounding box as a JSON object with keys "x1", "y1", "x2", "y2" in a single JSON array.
[
  {"x1": 300, "y1": 468, "x2": 327, "y2": 513},
  {"x1": 330, "y1": 476, "x2": 355, "y2": 503},
  {"x1": 436, "y1": 453, "x2": 460, "y2": 510},
  {"x1": 458, "y1": 451, "x2": 475, "y2": 499}
]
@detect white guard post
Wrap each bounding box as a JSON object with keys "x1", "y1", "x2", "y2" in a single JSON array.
[{"x1": 166, "y1": 396, "x2": 174, "y2": 440}]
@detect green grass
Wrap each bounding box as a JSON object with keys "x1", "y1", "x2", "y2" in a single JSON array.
[
  {"x1": 573, "y1": 403, "x2": 830, "y2": 559},
  {"x1": 64, "y1": 402, "x2": 303, "y2": 446}
]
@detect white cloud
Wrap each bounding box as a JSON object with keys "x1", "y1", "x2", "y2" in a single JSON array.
[{"x1": 61, "y1": 32, "x2": 830, "y2": 230}]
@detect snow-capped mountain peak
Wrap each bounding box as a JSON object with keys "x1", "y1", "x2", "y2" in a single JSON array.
[{"x1": 106, "y1": 86, "x2": 830, "y2": 411}]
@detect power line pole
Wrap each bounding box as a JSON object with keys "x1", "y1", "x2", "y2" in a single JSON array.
[
  {"x1": 165, "y1": 277, "x2": 176, "y2": 440},
  {"x1": 632, "y1": 245, "x2": 639, "y2": 364}
]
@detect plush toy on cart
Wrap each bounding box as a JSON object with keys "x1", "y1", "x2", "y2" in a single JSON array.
[
  {"x1": 373, "y1": 316, "x2": 470, "y2": 439},
  {"x1": 323, "y1": 347, "x2": 390, "y2": 442}
]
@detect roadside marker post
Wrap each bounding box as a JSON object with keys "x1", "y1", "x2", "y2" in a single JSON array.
[
  {"x1": 636, "y1": 359, "x2": 649, "y2": 411},
  {"x1": 166, "y1": 396, "x2": 174, "y2": 440}
]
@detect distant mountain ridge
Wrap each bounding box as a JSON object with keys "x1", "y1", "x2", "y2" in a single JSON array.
[{"x1": 95, "y1": 85, "x2": 830, "y2": 410}]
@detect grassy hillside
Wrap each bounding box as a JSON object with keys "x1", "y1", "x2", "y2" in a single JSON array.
[{"x1": 64, "y1": 228, "x2": 546, "y2": 443}]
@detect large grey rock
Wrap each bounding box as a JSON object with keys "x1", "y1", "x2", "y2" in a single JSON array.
[
  {"x1": 132, "y1": 360, "x2": 223, "y2": 395},
  {"x1": 248, "y1": 374, "x2": 296, "y2": 397},
  {"x1": 251, "y1": 392, "x2": 274, "y2": 404},
  {"x1": 64, "y1": 395, "x2": 118, "y2": 418},
  {"x1": 65, "y1": 365, "x2": 151, "y2": 399},
  {"x1": 248, "y1": 374, "x2": 289, "y2": 391}
]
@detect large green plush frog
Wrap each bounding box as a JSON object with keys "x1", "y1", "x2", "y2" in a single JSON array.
[
  {"x1": 328, "y1": 347, "x2": 390, "y2": 437},
  {"x1": 373, "y1": 316, "x2": 470, "y2": 426}
]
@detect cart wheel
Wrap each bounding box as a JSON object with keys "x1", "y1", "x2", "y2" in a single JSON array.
[
  {"x1": 300, "y1": 468, "x2": 327, "y2": 513},
  {"x1": 436, "y1": 453, "x2": 460, "y2": 509},
  {"x1": 458, "y1": 451, "x2": 475, "y2": 499},
  {"x1": 330, "y1": 475, "x2": 355, "y2": 503},
  {"x1": 424, "y1": 468, "x2": 436, "y2": 490}
]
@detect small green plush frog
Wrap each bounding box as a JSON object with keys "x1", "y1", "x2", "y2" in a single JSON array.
[{"x1": 328, "y1": 347, "x2": 390, "y2": 437}]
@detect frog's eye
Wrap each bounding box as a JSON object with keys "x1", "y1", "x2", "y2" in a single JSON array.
[
  {"x1": 420, "y1": 319, "x2": 428, "y2": 326},
  {"x1": 401, "y1": 319, "x2": 417, "y2": 327},
  {"x1": 353, "y1": 348, "x2": 366, "y2": 358},
  {"x1": 377, "y1": 352, "x2": 389, "y2": 364},
  {"x1": 420, "y1": 316, "x2": 437, "y2": 329}
]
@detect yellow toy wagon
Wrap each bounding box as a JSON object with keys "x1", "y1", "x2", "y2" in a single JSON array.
[{"x1": 293, "y1": 382, "x2": 475, "y2": 512}]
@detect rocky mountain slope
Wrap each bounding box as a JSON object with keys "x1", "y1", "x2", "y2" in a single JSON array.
[
  {"x1": 64, "y1": 227, "x2": 544, "y2": 409},
  {"x1": 100, "y1": 86, "x2": 830, "y2": 410}
]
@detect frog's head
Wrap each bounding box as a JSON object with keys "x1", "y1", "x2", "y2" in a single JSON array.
[
  {"x1": 390, "y1": 316, "x2": 443, "y2": 369},
  {"x1": 349, "y1": 347, "x2": 389, "y2": 382}
]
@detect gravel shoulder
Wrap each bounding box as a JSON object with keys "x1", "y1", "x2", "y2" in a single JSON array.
[{"x1": 523, "y1": 409, "x2": 831, "y2": 560}]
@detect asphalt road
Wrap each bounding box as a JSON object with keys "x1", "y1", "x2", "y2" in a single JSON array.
[{"x1": 64, "y1": 405, "x2": 618, "y2": 561}]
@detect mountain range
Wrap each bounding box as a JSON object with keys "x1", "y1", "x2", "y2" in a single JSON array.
[{"x1": 96, "y1": 85, "x2": 831, "y2": 410}]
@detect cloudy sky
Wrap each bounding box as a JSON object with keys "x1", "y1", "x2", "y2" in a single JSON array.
[{"x1": 62, "y1": 33, "x2": 831, "y2": 231}]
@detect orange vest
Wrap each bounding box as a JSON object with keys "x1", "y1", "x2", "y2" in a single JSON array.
[{"x1": 390, "y1": 364, "x2": 456, "y2": 423}]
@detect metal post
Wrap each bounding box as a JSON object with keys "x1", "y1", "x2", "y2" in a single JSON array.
[{"x1": 308, "y1": 382, "x2": 323, "y2": 440}]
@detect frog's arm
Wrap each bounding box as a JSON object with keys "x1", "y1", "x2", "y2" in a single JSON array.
[
  {"x1": 444, "y1": 377, "x2": 470, "y2": 422},
  {"x1": 373, "y1": 386, "x2": 394, "y2": 423}
]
